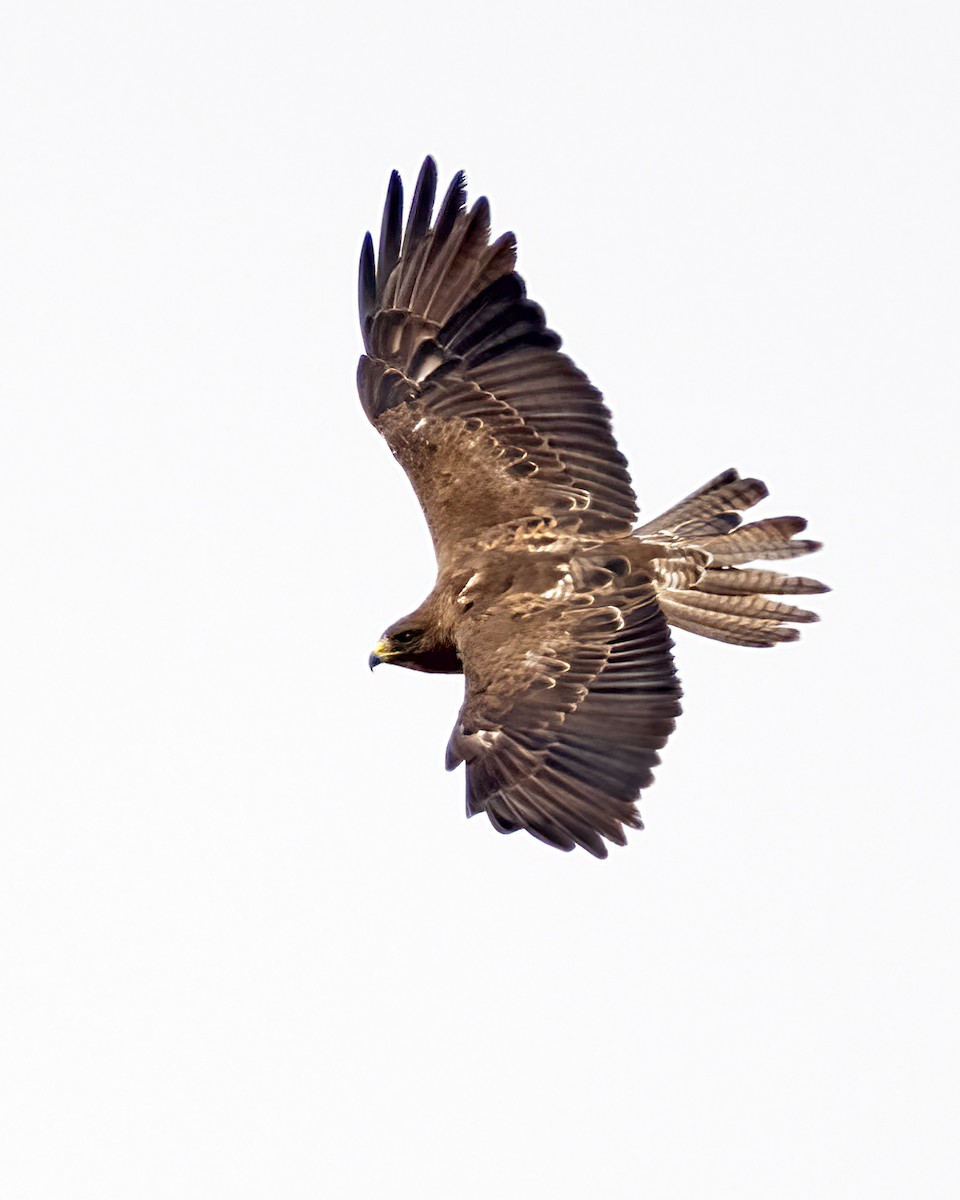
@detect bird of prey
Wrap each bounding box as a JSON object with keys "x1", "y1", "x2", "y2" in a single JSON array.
[{"x1": 359, "y1": 157, "x2": 826, "y2": 858}]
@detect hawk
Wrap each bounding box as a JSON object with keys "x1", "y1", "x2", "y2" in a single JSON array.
[{"x1": 358, "y1": 158, "x2": 826, "y2": 857}]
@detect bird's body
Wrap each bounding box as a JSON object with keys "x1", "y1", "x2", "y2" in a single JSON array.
[{"x1": 359, "y1": 158, "x2": 826, "y2": 857}]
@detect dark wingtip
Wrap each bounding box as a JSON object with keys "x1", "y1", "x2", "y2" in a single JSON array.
[
  {"x1": 358, "y1": 231, "x2": 376, "y2": 334},
  {"x1": 583, "y1": 838, "x2": 609, "y2": 860},
  {"x1": 376, "y1": 170, "x2": 403, "y2": 293},
  {"x1": 468, "y1": 195, "x2": 492, "y2": 240},
  {"x1": 403, "y1": 156, "x2": 438, "y2": 253},
  {"x1": 445, "y1": 739, "x2": 463, "y2": 772},
  {"x1": 417, "y1": 156, "x2": 436, "y2": 186},
  {"x1": 434, "y1": 169, "x2": 467, "y2": 243}
]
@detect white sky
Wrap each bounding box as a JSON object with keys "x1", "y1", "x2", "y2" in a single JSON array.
[{"x1": 2, "y1": 2, "x2": 958, "y2": 1197}]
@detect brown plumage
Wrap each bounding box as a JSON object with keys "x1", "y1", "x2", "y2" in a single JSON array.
[{"x1": 359, "y1": 158, "x2": 827, "y2": 858}]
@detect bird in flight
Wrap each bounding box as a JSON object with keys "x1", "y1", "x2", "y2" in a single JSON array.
[{"x1": 358, "y1": 157, "x2": 826, "y2": 858}]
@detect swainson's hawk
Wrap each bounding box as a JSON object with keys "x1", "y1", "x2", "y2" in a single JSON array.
[{"x1": 359, "y1": 158, "x2": 826, "y2": 857}]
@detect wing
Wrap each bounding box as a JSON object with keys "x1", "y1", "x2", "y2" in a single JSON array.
[
  {"x1": 445, "y1": 569, "x2": 682, "y2": 858},
  {"x1": 357, "y1": 158, "x2": 638, "y2": 567}
]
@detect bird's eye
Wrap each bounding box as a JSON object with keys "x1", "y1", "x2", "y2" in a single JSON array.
[{"x1": 394, "y1": 629, "x2": 419, "y2": 645}]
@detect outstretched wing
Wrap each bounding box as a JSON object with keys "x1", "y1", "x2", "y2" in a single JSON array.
[
  {"x1": 357, "y1": 158, "x2": 638, "y2": 567},
  {"x1": 445, "y1": 571, "x2": 681, "y2": 858}
]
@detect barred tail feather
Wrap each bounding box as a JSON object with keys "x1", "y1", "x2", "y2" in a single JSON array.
[
  {"x1": 693, "y1": 567, "x2": 827, "y2": 596},
  {"x1": 657, "y1": 595, "x2": 804, "y2": 647},
  {"x1": 635, "y1": 468, "x2": 768, "y2": 537},
  {"x1": 698, "y1": 516, "x2": 822, "y2": 565},
  {"x1": 644, "y1": 469, "x2": 828, "y2": 648}
]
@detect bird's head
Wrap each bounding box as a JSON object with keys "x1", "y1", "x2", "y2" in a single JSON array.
[{"x1": 369, "y1": 616, "x2": 462, "y2": 675}]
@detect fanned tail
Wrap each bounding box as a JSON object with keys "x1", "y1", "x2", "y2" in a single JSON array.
[{"x1": 641, "y1": 469, "x2": 828, "y2": 648}]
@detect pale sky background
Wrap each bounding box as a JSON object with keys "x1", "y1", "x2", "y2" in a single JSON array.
[{"x1": 1, "y1": 2, "x2": 958, "y2": 1197}]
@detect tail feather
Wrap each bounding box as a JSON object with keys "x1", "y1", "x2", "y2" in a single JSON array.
[
  {"x1": 657, "y1": 595, "x2": 801, "y2": 647},
  {"x1": 664, "y1": 590, "x2": 819, "y2": 624},
  {"x1": 643, "y1": 469, "x2": 827, "y2": 648},
  {"x1": 693, "y1": 567, "x2": 828, "y2": 597},
  {"x1": 671, "y1": 512, "x2": 742, "y2": 539},
  {"x1": 698, "y1": 516, "x2": 821, "y2": 564},
  {"x1": 635, "y1": 468, "x2": 768, "y2": 536}
]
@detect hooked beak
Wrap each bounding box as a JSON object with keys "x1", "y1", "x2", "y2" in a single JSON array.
[{"x1": 368, "y1": 640, "x2": 391, "y2": 671}]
